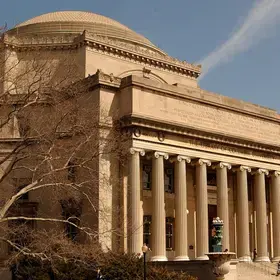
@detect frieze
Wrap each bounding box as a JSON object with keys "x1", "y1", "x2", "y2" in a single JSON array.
[{"x1": 84, "y1": 32, "x2": 201, "y2": 72}]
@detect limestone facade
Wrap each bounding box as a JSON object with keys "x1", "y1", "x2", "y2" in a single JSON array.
[{"x1": 0, "y1": 11, "x2": 280, "y2": 264}]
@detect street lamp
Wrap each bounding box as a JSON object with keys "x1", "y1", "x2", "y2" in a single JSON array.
[{"x1": 142, "y1": 243, "x2": 148, "y2": 280}]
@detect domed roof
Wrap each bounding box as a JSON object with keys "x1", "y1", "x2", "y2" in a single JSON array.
[{"x1": 10, "y1": 11, "x2": 158, "y2": 50}]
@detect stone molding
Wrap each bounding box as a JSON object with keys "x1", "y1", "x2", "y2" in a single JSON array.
[
  {"x1": 169, "y1": 155, "x2": 191, "y2": 163},
  {"x1": 129, "y1": 148, "x2": 145, "y2": 156},
  {"x1": 2, "y1": 31, "x2": 201, "y2": 79},
  {"x1": 87, "y1": 69, "x2": 122, "y2": 89}
]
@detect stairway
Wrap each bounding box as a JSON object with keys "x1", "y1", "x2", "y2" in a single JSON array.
[{"x1": 237, "y1": 261, "x2": 278, "y2": 280}]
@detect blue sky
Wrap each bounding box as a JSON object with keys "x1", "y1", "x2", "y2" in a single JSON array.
[{"x1": 1, "y1": 1, "x2": 279, "y2": 111}]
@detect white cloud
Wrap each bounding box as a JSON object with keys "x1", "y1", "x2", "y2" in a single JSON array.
[{"x1": 198, "y1": 0, "x2": 280, "y2": 79}]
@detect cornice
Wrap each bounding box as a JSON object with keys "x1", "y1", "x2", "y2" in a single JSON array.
[
  {"x1": 2, "y1": 31, "x2": 201, "y2": 79},
  {"x1": 120, "y1": 115, "x2": 280, "y2": 155}
]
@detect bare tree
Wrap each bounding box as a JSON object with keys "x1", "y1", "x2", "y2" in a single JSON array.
[{"x1": 0, "y1": 36, "x2": 127, "y2": 267}]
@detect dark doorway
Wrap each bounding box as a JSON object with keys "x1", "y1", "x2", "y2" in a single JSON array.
[{"x1": 208, "y1": 204, "x2": 217, "y2": 252}]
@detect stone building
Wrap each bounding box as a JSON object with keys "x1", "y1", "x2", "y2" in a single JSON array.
[{"x1": 1, "y1": 11, "x2": 280, "y2": 266}]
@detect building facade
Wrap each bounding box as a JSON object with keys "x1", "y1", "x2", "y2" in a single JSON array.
[{"x1": 1, "y1": 11, "x2": 280, "y2": 264}]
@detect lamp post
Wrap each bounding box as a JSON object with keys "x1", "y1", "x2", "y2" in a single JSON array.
[{"x1": 142, "y1": 243, "x2": 148, "y2": 280}]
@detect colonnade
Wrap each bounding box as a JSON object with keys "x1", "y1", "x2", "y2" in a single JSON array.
[{"x1": 128, "y1": 148, "x2": 280, "y2": 262}]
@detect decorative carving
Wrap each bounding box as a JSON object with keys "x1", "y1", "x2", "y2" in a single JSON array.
[
  {"x1": 197, "y1": 159, "x2": 211, "y2": 166},
  {"x1": 272, "y1": 171, "x2": 280, "y2": 177},
  {"x1": 133, "y1": 128, "x2": 141, "y2": 137},
  {"x1": 153, "y1": 151, "x2": 169, "y2": 160},
  {"x1": 170, "y1": 155, "x2": 191, "y2": 163},
  {"x1": 213, "y1": 162, "x2": 232, "y2": 170},
  {"x1": 129, "y1": 148, "x2": 145, "y2": 157},
  {"x1": 233, "y1": 166, "x2": 251, "y2": 173},
  {"x1": 158, "y1": 132, "x2": 165, "y2": 142},
  {"x1": 143, "y1": 67, "x2": 151, "y2": 78},
  {"x1": 252, "y1": 168, "x2": 269, "y2": 175}
]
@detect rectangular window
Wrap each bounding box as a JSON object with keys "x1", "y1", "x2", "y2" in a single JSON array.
[
  {"x1": 142, "y1": 165, "x2": 152, "y2": 190},
  {"x1": 265, "y1": 177, "x2": 270, "y2": 203},
  {"x1": 166, "y1": 217, "x2": 174, "y2": 251},
  {"x1": 143, "y1": 215, "x2": 152, "y2": 247},
  {"x1": 248, "y1": 175, "x2": 253, "y2": 201},
  {"x1": 61, "y1": 199, "x2": 81, "y2": 242},
  {"x1": 164, "y1": 168, "x2": 174, "y2": 193}
]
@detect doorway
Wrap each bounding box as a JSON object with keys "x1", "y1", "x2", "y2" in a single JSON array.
[{"x1": 208, "y1": 204, "x2": 217, "y2": 252}]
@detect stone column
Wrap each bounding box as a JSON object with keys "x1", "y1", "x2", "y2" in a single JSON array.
[
  {"x1": 196, "y1": 159, "x2": 211, "y2": 260},
  {"x1": 235, "y1": 166, "x2": 251, "y2": 262},
  {"x1": 216, "y1": 162, "x2": 231, "y2": 251},
  {"x1": 271, "y1": 171, "x2": 280, "y2": 262},
  {"x1": 171, "y1": 155, "x2": 191, "y2": 261},
  {"x1": 151, "y1": 151, "x2": 168, "y2": 261},
  {"x1": 253, "y1": 168, "x2": 270, "y2": 262},
  {"x1": 129, "y1": 148, "x2": 145, "y2": 255}
]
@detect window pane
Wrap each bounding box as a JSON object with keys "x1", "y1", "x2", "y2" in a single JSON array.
[
  {"x1": 164, "y1": 168, "x2": 174, "y2": 193},
  {"x1": 143, "y1": 215, "x2": 152, "y2": 247}
]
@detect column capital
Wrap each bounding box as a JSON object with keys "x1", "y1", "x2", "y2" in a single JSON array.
[
  {"x1": 129, "y1": 148, "x2": 145, "y2": 156},
  {"x1": 194, "y1": 159, "x2": 211, "y2": 167},
  {"x1": 252, "y1": 168, "x2": 269, "y2": 176},
  {"x1": 213, "y1": 162, "x2": 232, "y2": 170},
  {"x1": 271, "y1": 171, "x2": 280, "y2": 177},
  {"x1": 170, "y1": 155, "x2": 191, "y2": 163},
  {"x1": 152, "y1": 151, "x2": 169, "y2": 160},
  {"x1": 233, "y1": 165, "x2": 251, "y2": 173}
]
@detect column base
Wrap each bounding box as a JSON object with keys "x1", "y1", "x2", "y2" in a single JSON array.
[
  {"x1": 238, "y1": 256, "x2": 252, "y2": 262},
  {"x1": 196, "y1": 255, "x2": 209, "y2": 260},
  {"x1": 150, "y1": 255, "x2": 168, "y2": 262},
  {"x1": 255, "y1": 256, "x2": 270, "y2": 262},
  {"x1": 174, "y1": 256, "x2": 190, "y2": 261},
  {"x1": 272, "y1": 256, "x2": 280, "y2": 263}
]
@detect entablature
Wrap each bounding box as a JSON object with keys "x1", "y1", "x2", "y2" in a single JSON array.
[{"x1": 120, "y1": 115, "x2": 280, "y2": 158}]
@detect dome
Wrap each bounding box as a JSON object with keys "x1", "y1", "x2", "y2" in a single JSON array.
[{"x1": 9, "y1": 11, "x2": 159, "y2": 51}]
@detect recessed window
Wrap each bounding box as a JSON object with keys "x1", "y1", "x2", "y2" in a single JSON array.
[
  {"x1": 60, "y1": 198, "x2": 82, "y2": 242},
  {"x1": 164, "y1": 168, "x2": 174, "y2": 193},
  {"x1": 207, "y1": 171, "x2": 217, "y2": 186},
  {"x1": 143, "y1": 215, "x2": 152, "y2": 247},
  {"x1": 166, "y1": 217, "x2": 174, "y2": 251},
  {"x1": 142, "y1": 165, "x2": 152, "y2": 190}
]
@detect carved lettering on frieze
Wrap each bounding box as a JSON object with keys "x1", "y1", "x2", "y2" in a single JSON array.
[{"x1": 139, "y1": 96, "x2": 280, "y2": 145}]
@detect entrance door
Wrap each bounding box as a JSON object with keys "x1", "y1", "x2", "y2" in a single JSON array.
[{"x1": 208, "y1": 204, "x2": 217, "y2": 252}]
